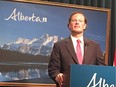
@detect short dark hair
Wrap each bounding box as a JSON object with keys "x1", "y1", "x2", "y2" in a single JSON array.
[{"x1": 67, "y1": 12, "x2": 87, "y2": 27}]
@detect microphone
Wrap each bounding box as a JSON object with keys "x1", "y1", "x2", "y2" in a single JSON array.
[{"x1": 84, "y1": 41, "x2": 89, "y2": 46}]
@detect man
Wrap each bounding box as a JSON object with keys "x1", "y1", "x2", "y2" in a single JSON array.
[{"x1": 48, "y1": 12, "x2": 106, "y2": 87}]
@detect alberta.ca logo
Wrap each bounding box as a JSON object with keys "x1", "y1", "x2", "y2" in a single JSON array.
[{"x1": 87, "y1": 73, "x2": 115, "y2": 87}]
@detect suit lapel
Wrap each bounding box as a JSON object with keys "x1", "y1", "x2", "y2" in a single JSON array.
[
  {"x1": 65, "y1": 37, "x2": 78, "y2": 63},
  {"x1": 83, "y1": 38, "x2": 89, "y2": 64}
]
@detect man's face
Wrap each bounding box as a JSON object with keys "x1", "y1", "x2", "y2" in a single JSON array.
[{"x1": 68, "y1": 13, "x2": 87, "y2": 34}]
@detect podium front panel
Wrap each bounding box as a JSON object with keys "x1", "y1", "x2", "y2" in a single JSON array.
[{"x1": 70, "y1": 65, "x2": 115, "y2": 87}]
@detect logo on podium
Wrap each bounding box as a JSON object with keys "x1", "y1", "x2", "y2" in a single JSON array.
[{"x1": 70, "y1": 65, "x2": 116, "y2": 87}]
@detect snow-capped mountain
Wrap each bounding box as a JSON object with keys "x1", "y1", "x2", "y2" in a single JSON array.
[{"x1": 0, "y1": 34, "x2": 63, "y2": 56}]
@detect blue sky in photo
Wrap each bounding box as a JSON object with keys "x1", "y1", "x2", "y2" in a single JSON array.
[{"x1": 0, "y1": 1, "x2": 107, "y2": 52}]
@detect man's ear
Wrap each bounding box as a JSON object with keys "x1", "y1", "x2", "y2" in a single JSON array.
[
  {"x1": 67, "y1": 24, "x2": 70, "y2": 29},
  {"x1": 83, "y1": 24, "x2": 87, "y2": 30}
]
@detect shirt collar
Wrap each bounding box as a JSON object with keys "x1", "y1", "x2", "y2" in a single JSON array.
[{"x1": 71, "y1": 35, "x2": 83, "y2": 43}]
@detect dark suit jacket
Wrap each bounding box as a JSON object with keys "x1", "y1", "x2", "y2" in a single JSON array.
[{"x1": 48, "y1": 36, "x2": 106, "y2": 87}]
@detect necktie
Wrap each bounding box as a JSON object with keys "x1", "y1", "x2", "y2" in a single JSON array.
[{"x1": 76, "y1": 39, "x2": 83, "y2": 64}]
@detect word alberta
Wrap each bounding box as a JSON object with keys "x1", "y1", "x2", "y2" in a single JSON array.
[
  {"x1": 4, "y1": 8, "x2": 47, "y2": 23},
  {"x1": 87, "y1": 73, "x2": 115, "y2": 87}
]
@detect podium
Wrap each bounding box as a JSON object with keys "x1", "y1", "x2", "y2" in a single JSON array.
[{"x1": 70, "y1": 65, "x2": 116, "y2": 87}]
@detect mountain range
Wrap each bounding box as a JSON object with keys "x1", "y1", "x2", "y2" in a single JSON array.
[{"x1": 0, "y1": 34, "x2": 63, "y2": 56}]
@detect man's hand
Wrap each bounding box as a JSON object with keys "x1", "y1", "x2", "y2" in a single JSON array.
[{"x1": 55, "y1": 73, "x2": 64, "y2": 87}]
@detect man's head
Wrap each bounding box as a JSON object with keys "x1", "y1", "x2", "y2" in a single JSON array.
[{"x1": 67, "y1": 12, "x2": 87, "y2": 35}]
